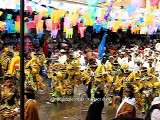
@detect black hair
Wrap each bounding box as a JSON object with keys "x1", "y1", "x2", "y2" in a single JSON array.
[
  {"x1": 145, "y1": 105, "x2": 159, "y2": 120},
  {"x1": 94, "y1": 87, "x2": 104, "y2": 100},
  {"x1": 125, "y1": 84, "x2": 135, "y2": 99},
  {"x1": 24, "y1": 87, "x2": 35, "y2": 99},
  {"x1": 25, "y1": 92, "x2": 35, "y2": 99}
]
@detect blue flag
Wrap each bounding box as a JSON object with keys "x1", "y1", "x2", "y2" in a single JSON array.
[
  {"x1": 98, "y1": 34, "x2": 107, "y2": 60},
  {"x1": 93, "y1": 23, "x2": 102, "y2": 33}
]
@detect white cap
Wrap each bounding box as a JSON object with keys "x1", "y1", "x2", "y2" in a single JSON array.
[
  {"x1": 79, "y1": 66, "x2": 86, "y2": 71},
  {"x1": 60, "y1": 49, "x2": 66, "y2": 53},
  {"x1": 151, "y1": 97, "x2": 160, "y2": 106}
]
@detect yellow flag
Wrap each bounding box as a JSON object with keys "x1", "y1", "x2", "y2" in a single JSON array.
[
  {"x1": 70, "y1": 12, "x2": 78, "y2": 26},
  {"x1": 37, "y1": 20, "x2": 44, "y2": 28},
  {"x1": 144, "y1": 13, "x2": 155, "y2": 26},
  {"x1": 66, "y1": 28, "x2": 73, "y2": 38},
  {"x1": 51, "y1": 10, "x2": 65, "y2": 23},
  {"x1": 15, "y1": 21, "x2": 20, "y2": 33},
  {"x1": 112, "y1": 21, "x2": 120, "y2": 32},
  {"x1": 83, "y1": 12, "x2": 94, "y2": 26}
]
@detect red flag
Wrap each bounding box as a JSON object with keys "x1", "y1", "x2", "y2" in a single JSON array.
[
  {"x1": 26, "y1": 21, "x2": 36, "y2": 30},
  {"x1": 150, "y1": 0, "x2": 160, "y2": 6},
  {"x1": 78, "y1": 23, "x2": 84, "y2": 33}
]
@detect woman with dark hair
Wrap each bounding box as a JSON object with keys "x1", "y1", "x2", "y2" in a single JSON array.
[
  {"x1": 145, "y1": 97, "x2": 160, "y2": 120},
  {"x1": 86, "y1": 87, "x2": 104, "y2": 120},
  {"x1": 115, "y1": 84, "x2": 136, "y2": 119},
  {"x1": 24, "y1": 87, "x2": 39, "y2": 120}
]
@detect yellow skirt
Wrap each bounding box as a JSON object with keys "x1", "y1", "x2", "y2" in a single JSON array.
[{"x1": 0, "y1": 105, "x2": 15, "y2": 118}]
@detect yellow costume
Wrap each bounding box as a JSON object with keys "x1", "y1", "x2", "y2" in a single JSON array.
[
  {"x1": 7, "y1": 52, "x2": 20, "y2": 75},
  {"x1": 104, "y1": 61, "x2": 113, "y2": 71},
  {"x1": 25, "y1": 52, "x2": 45, "y2": 90},
  {"x1": 0, "y1": 84, "x2": 19, "y2": 118}
]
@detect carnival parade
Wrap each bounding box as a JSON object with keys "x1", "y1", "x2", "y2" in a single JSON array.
[{"x1": 0, "y1": 0, "x2": 160, "y2": 120}]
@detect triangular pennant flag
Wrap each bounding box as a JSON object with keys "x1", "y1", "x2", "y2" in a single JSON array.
[
  {"x1": 45, "y1": 19, "x2": 52, "y2": 31},
  {"x1": 15, "y1": 21, "x2": 20, "y2": 33},
  {"x1": 78, "y1": 23, "x2": 84, "y2": 33},
  {"x1": 26, "y1": 21, "x2": 36, "y2": 30},
  {"x1": 66, "y1": 28, "x2": 73, "y2": 39},
  {"x1": 26, "y1": 6, "x2": 33, "y2": 15},
  {"x1": 47, "y1": 8, "x2": 52, "y2": 17},
  {"x1": 16, "y1": 16, "x2": 20, "y2": 21},
  {"x1": 79, "y1": 27, "x2": 86, "y2": 38},
  {"x1": 7, "y1": 14, "x2": 12, "y2": 20},
  {"x1": 51, "y1": 29, "x2": 58, "y2": 38},
  {"x1": 14, "y1": 4, "x2": 20, "y2": 12}
]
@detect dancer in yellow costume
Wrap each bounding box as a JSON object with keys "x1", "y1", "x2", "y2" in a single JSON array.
[
  {"x1": 0, "y1": 48, "x2": 12, "y2": 72},
  {"x1": 7, "y1": 51, "x2": 20, "y2": 75},
  {"x1": 0, "y1": 74, "x2": 19, "y2": 120},
  {"x1": 25, "y1": 52, "x2": 45, "y2": 90}
]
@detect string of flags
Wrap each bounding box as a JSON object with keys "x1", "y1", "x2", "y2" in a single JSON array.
[{"x1": 0, "y1": 0, "x2": 159, "y2": 38}]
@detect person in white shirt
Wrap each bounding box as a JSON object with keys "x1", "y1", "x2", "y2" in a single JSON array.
[
  {"x1": 127, "y1": 55, "x2": 135, "y2": 71},
  {"x1": 58, "y1": 49, "x2": 67, "y2": 64},
  {"x1": 118, "y1": 52, "x2": 128, "y2": 65},
  {"x1": 133, "y1": 60, "x2": 141, "y2": 72},
  {"x1": 143, "y1": 59, "x2": 150, "y2": 69},
  {"x1": 145, "y1": 97, "x2": 160, "y2": 120},
  {"x1": 117, "y1": 53, "x2": 124, "y2": 65}
]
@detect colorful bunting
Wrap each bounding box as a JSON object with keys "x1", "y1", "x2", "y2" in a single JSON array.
[{"x1": 0, "y1": 0, "x2": 159, "y2": 36}]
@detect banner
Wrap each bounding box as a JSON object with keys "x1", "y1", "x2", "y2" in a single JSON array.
[{"x1": 98, "y1": 34, "x2": 107, "y2": 60}]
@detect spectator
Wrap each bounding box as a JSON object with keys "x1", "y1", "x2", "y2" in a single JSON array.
[
  {"x1": 145, "y1": 97, "x2": 160, "y2": 120},
  {"x1": 24, "y1": 87, "x2": 40, "y2": 120},
  {"x1": 86, "y1": 87, "x2": 104, "y2": 120}
]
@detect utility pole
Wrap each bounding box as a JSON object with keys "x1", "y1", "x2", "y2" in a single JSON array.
[{"x1": 20, "y1": 0, "x2": 25, "y2": 119}]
